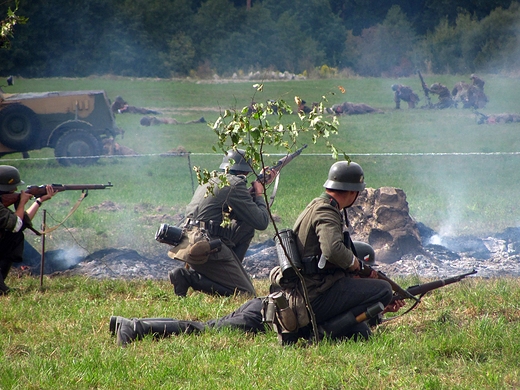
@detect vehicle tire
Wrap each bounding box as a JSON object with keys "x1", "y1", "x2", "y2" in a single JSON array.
[
  {"x1": 54, "y1": 129, "x2": 101, "y2": 166},
  {"x1": 0, "y1": 104, "x2": 40, "y2": 150}
]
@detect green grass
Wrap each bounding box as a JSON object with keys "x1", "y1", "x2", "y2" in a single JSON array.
[
  {"x1": 3, "y1": 75, "x2": 520, "y2": 254},
  {"x1": 3, "y1": 75, "x2": 520, "y2": 387},
  {"x1": 1, "y1": 276, "x2": 520, "y2": 389}
]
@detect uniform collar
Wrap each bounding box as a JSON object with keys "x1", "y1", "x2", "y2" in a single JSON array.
[{"x1": 319, "y1": 192, "x2": 340, "y2": 210}]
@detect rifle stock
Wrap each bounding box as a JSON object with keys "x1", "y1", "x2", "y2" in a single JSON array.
[
  {"x1": 358, "y1": 263, "x2": 420, "y2": 302},
  {"x1": 1, "y1": 182, "x2": 113, "y2": 207},
  {"x1": 256, "y1": 144, "x2": 308, "y2": 185}
]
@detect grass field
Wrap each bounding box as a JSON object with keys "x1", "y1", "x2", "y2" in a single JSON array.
[
  {"x1": 1, "y1": 276, "x2": 520, "y2": 389},
  {"x1": 2, "y1": 75, "x2": 520, "y2": 388},
  {"x1": 3, "y1": 75, "x2": 520, "y2": 256}
]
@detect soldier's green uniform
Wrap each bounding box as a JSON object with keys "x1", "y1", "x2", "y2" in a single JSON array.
[
  {"x1": 169, "y1": 150, "x2": 269, "y2": 297},
  {"x1": 428, "y1": 83, "x2": 455, "y2": 109},
  {"x1": 292, "y1": 161, "x2": 393, "y2": 337},
  {"x1": 392, "y1": 84, "x2": 419, "y2": 109},
  {"x1": 0, "y1": 166, "x2": 56, "y2": 294}
]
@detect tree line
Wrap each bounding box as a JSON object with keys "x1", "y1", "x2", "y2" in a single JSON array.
[{"x1": 1, "y1": 0, "x2": 519, "y2": 78}]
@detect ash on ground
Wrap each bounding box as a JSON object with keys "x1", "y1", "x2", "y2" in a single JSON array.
[{"x1": 17, "y1": 226, "x2": 520, "y2": 280}]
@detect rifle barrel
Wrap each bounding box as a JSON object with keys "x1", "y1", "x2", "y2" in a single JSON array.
[
  {"x1": 26, "y1": 183, "x2": 113, "y2": 197},
  {"x1": 391, "y1": 269, "x2": 477, "y2": 303}
]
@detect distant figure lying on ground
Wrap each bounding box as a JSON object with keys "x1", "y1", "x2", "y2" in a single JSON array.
[
  {"x1": 476, "y1": 112, "x2": 520, "y2": 125},
  {"x1": 111, "y1": 96, "x2": 161, "y2": 115},
  {"x1": 139, "y1": 116, "x2": 206, "y2": 126},
  {"x1": 327, "y1": 102, "x2": 383, "y2": 115},
  {"x1": 102, "y1": 138, "x2": 136, "y2": 155}
]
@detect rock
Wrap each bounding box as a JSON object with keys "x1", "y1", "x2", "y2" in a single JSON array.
[{"x1": 349, "y1": 187, "x2": 423, "y2": 263}]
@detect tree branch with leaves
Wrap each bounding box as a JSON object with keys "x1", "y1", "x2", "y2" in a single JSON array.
[
  {"x1": 194, "y1": 83, "x2": 347, "y2": 343},
  {"x1": 1, "y1": 0, "x2": 27, "y2": 49}
]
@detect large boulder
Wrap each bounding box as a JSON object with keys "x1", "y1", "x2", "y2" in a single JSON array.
[{"x1": 348, "y1": 187, "x2": 423, "y2": 263}]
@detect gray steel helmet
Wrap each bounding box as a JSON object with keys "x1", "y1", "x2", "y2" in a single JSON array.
[
  {"x1": 323, "y1": 161, "x2": 365, "y2": 192},
  {"x1": 0, "y1": 165, "x2": 24, "y2": 191},
  {"x1": 352, "y1": 241, "x2": 377, "y2": 266},
  {"x1": 219, "y1": 149, "x2": 252, "y2": 172},
  {"x1": 391, "y1": 84, "x2": 399, "y2": 91}
]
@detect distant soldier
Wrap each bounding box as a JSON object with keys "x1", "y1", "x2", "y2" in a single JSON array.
[
  {"x1": 111, "y1": 95, "x2": 161, "y2": 115},
  {"x1": 297, "y1": 100, "x2": 312, "y2": 114},
  {"x1": 476, "y1": 112, "x2": 520, "y2": 125},
  {"x1": 391, "y1": 84, "x2": 419, "y2": 109},
  {"x1": 427, "y1": 83, "x2": 455, "y2": 109},
  {"x1": 470, "y1": 74, "x2": 485, "y2": 91},
  {"x1": 452, "y1": 81, "x2": 488, "y2": 109},
  {"x1": 328, "y1": 102, "x2": 383, "y2": 115}
]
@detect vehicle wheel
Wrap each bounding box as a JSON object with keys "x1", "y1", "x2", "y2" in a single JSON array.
[
  {"x1": 0, "y1": 104, "x2": 40, "y2": 150},
  {"x1": 54, "y1": 129, "x2": 101, "y2": 166}
]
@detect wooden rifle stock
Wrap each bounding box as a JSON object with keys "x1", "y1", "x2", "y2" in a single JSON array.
[
  {"x1": 1, "y1": 182, "x2": 113, "y2": 207},
  {"x1": 256, "y1": 144, "x2": 308, "y2": 185},
  {"x1": 358, "y1": 263, "x2": 421, "y2": 302}
]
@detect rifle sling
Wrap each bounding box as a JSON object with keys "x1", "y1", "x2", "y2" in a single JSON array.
[
  {"x1": 268, "y1": 172, "x2": 280, "y2": 207},
  {"x1": 35, "y1": 192, "x2": 88, "y2": 235},
  {"x1": 381, "y1": 292, "x2": 426, "y2": 323}
]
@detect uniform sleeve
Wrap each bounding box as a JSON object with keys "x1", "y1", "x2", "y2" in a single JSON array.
[
  {"x1": 226, "y1": 176, "x2": 270, "y2": 231},
  {"x1": 314, "y1": 205, "x2": 355, "y2": 269},
  {"x1": 0, "y1": 204, "x2": 19, "y2": 232}
]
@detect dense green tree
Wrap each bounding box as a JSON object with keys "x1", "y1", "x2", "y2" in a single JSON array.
[
  {"x1": 346, "y1": 6, "x2": 419, "y2": 76},
  {"x1": 1, "y1": 0, "x2": 520, "y2": 78}
]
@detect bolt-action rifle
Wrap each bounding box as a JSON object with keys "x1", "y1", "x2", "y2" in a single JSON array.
[
  {"x1": 383, "y1": 269, "x2": 478, "y2": 320},
  {"x1": 417, "y1": 70, "x2": 432, "y2": 108},
  {"x1": 1, "y1": 183, "x2": 113, "y2": 208},
  {"x1": 357, "y1": 262, "x2": 421, "y2": 303},
  {"x1": 389, "y1": 269, "x2": 477, "y2": 304},
  {"x1": 251, "y1": 144, "x2": 308, "y2": 205}
]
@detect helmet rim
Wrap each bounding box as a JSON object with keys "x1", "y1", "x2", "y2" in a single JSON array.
[{"x1": 0, "y1": 165, "x2": 24, "y2": 191}]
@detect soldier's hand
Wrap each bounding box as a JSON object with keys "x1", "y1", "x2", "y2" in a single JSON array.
[
  {"x1": 39, "y1": 185, "x2": 57, "y2": 202},
  {"x1": 19, "y1": 190, "x2": 34, "y2": 205},
  {"x1": 383, "y1": 299, "x2": 406, "y2": 314},
  {"x1": 251, "y1": 180, "x2": 264, "y2": 197},
  {"x1": 348, "y1": 258, "x2": 360, "y2": 272}
]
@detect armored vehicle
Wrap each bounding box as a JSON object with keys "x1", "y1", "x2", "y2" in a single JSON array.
[{"x1": 0, "y1": 88, "x2": 122, "y2": 166}]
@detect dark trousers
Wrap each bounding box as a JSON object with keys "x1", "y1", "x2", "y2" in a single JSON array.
[
  {"x1": 206, "y1": 297, "x2": 264, "y2": 332},
  {"x1": 310, "y1": 277, "x2": 393, "y2": 322},
  {"x1": 0, "y1": 230, "x2": 25, "y2": 290}
]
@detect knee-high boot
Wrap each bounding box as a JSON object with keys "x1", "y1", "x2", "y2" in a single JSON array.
[
  {"x1": 116, "y1": 317, "x2": 205, "y2": 346},
  {"x1": 169, "y1": 267, "x2": 236, "y2": 297}
]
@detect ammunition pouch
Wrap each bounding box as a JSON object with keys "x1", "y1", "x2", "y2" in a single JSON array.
[
  {"x1": 158, "y1": 220, "x2": 222, "y2": 265},
  {"x1": 262, "y1": 290, "x2": 308, "y2": 346},
  {"x1": 263, "y1": 267, "x2": 311, "y2": 345}
]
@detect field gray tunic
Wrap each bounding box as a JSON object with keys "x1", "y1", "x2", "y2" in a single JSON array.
[
  {"x1": 293, "y1": 193, "x2": 392, "y2": 322},
  {"x1": 184, "y1": 173, "x2": 269, "y2": 295}
]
